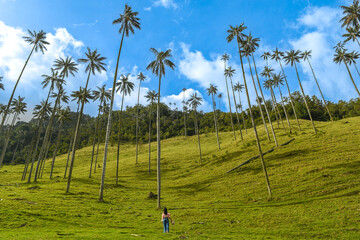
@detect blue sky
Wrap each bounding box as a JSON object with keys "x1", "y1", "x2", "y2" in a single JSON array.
[{"x1": 0, "y1": 0, "x2": 357, "y2": 121}]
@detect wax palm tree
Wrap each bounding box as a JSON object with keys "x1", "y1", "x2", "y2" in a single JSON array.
[
  {"x1": 146, "y1": 48, "x2": 175, "y2": 209},
  {"x1": 49, "y1": 106, "x2": 71, "y2": 179},
  {"x1": 22, "y1": 131, "x2": 36, "y2": 180},
  {"x1": 221, "y1": 53, "x2": 236, "y2": 140},
  {"x1": 99, "y1": 4, "x2": 140, "y2": 202},
  {"x1": 66, "y1": 48, "x2": 106, "y2": 193},
  {"x1": 50, "y1": 64, "x2": 75, "y2": 175},
  {"x1": 247, "y1": 47, "x2": 278, "y2": 146},
  {"x1": 94, "y1": 103, "x2": 110, "y2": 174},
  {"x1": 217, "y1": 93, "x2": 222, "y2": 111},
  {"x1": 89, "y1": 85, "x2": 111, "y2": 177},
  {"x1": 334, "y1": 41, "x2": 346, "y2": 51},
  {"x1": 343, "y1": 26, "x2": 360, "y2": 47},
  {"x1": 0, "y1": 76, "x2": 4, "y2": 91},
  {"x1": 340, "y1": 0, "x2": 360, "y2": 28},
  {"x1": 187, "y1": 93, "x2": 203, "y2": 162},
  {"x1": 115, "y1": 73, "x2": 135, "y2": 184},
  {"x1": 32, "y1": 68, "x2": 64, "y2": 174},
  {"x1": 346, "y1": 50, "x2": 360, "y2": 77},
  {"x1": 42, "y1": 68, "x2": 62, "y2": 93},
  {"x1": 225, "y1": 67, "x2": 244, "y2": 139},
  {"x1": 261, "y1": 52, "x2": 271, "y2": 66},
  {"x1": 272, "y1": 48, "x2": 301, "y2": 130},
  {"x1": 11, "y1": 129, "x2": 24, "y2": 165},
  {"x1": 145, "y1": 90, "x2": 158, "y2": 174},
  {"x1": 0, "y1": 96, "x2": 27, "y2": 167},
  {"x1": 272, "y1": 73, "x2": 292, "y2": 132},
  {"x1": 64, "y1": 88, "x2": 82, "y2": 178},
  {"x1": 54, "y1": 57, "x2": 78, "y2": 79},
  {"x1": 334, "y1": 47, "x2": 360, "y2": 97},
  {"x1": 0, "y1": 30, "x2": 49, "y2": 135},
  {"x1": 243, "y1": 35, "x2": 271, "y2": 140},
  {"x1": 227, "y1": 23, "x2": 272, "y2": 197},
  {"x1": 53, "y1": 57, "x2": 78, "y2": 173},
  {"x1": 32, "y1": 65, "x2": 68, "y2": 178},
  {"x1": 301, "y1": 50, "x2": 333, "y2": 121},
  {"x1": 233, "y1": 83, "x2": 247, "y2": 134},
  {"x1": 135, "y1": 72, "x2": 146, "y2": 165},
  {"x1": 182, "y1": 88, "x2": 187, "y2": 138},
  {"x1": 34, "y1": 83, "x2": 68, "y2": 181},
  {"x1": 284, "y1": 50, "x2": 317, "y2": 133},
  {"x1": 206, "y1": 84, "x2": 221, "y2": 149},
  {"x1": 27, "y1": 100, "x2": 52, "y2": 183},
  {"x1": 39, "y1": 87, "x2": 70, "y2": 179},
  {"x1": 261, "y1": 66, "x2": 283, "y2": 130}
]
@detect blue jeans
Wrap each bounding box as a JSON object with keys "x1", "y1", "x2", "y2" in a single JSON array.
[{"x1": 163, "y1": 218, "x2": 169, "y2": 233}]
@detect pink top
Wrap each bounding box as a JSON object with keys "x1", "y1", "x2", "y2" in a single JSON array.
[{"x1": 161, "y1": 213, "x2": 171, "y2": 221}]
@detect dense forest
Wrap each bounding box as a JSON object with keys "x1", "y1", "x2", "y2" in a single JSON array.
[{"x1": 1, "y1": 91, "x2": 359, "y2": 166}]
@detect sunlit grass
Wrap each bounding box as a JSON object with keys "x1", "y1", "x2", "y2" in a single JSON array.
[{"x1": 0, "y1": 117, "x2": 359, "y2": 239}]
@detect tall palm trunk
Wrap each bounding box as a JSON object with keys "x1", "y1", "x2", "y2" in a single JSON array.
[
  {"x1": 156, "y1": 74, "x2": 162, "y2": 209},
  {"x1": 89, "y1": 105, "x2": 102, "y2": 178},
  {"x1": 0, "y1": 45, "x2": 35, "y2": 135},
  {"x1": 306, "y1": 59, "x2": 333, "y2": 121},
  {"x1": 238, "y1": 43, "x2": 272, "y2": 197},
  {"x1": 340, "y1": 55, "x2": 360, "y2": 96},
  {"x1": 270, "y1": 86, "x2": 286, "y2": 132},
  {"x1": 50, "y1": 121, "x2": 63, "y2": 179},
  {"x1": 251, "y1": 54, "x2": 278, "y2": 147},
  {"x1": 223, "y1": 61, "x2": 236, "y2": 140},
  {"x1": 116, "y1": 91, "x2": 125, "y2": 185},
  {"x1": 99, "y1": 31, "x2": 125, "y2": 201},
  {"x1": 294, "y1": 63, "x2": 317, "y2": 133},
  {"x1": 269, "y1": 87, "x2": 280, "y2": 128},
  {"x1": 183, "y1": 93, "x2": 187, "y2": 138},
  {"x1": 66, "y1": 71, "x2": 92, "y2": 193},
  {"x1": 148, "y1": 103, "x2": 152, "y2": 174},
  {"x1": 11, "y1": 140, "x2": 21, "y2": 164},
  {"x1": 247, "y1": 56, "x2": 270, "y2": 141},
  {"x1": 277, "y1": 85, "x2": 292, "y2": 133},
  {"x1": 135, "y1": 81, "x2": 142, "y2": 164},
  {"x1": 22, "y1": 134, "x2": 36, "y2": 180},
  {"x1": 279, "y1": 61, "x2": 301, "y2": 130},
  {"x1": 194, "y1": 110, "x2": 202, "y2": 162},
  {"x1": 94, "y1": 107, "x2": 105, "y2": 174},
  {"x1": 352, "y1": 32, "x2": 360, "y2": 47},
  {"x1": 237, "y1": 90, "x2": 247, "y2": 134},
  {"x1": 229, "y1": 76, "x2": 243, "y2": 139},
  {"x1": 28, "y1": 122, "x2": 43, "y2": 183},
  {"x1": 211, "y1": 93, "x2": 221, "y2": 149},
  {"x1": 0, "y1": 113, "x2": 18, "y2": 167},
  {"x1": 64, "y1": 103, "x2": 79, "y2": 178},
  {"x1": 34, "y1": 91, "x2": 61, "y2": 181},
  {"x1": 39, "y1": 140, "x2": 51, "y2": 178}
]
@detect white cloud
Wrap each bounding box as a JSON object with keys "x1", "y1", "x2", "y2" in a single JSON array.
[
  {"x1": 288, "y1": 6, "x2": 359, "y2": 101},
  {"x1": 153, "y1": 0, "x2": 178, "y2": 9},
  {"x1": 114, "y1": 66, "x2": 152, "y2": 110},
  {"x1": 0, "y1": 21, "x2": 103, "y2": 121},
  {"x1": 162, "y1": 88, "x2": 211, "y2": 112},
  {"x1": 178, "y1": 42, "x2": 261, "y2": 111},
  {"x1": 298, "y1": 6, "x2": 340, "y2": 31},
  {"x1": 144, "y1": 7, "x2": 152, "y2": 11}
]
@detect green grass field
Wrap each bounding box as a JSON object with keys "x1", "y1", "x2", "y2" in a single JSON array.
[{"x1": 0, "y1": 117, "x2": 359, "y2": 239}]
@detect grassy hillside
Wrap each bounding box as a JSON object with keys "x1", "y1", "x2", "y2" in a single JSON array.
[{"x1": 0, "y1": 117, "x2": 359, "y2": 239}]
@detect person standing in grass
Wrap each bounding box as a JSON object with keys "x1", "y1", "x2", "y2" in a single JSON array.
[{"x1": 161, "y1": 207, "x2": 173, "y2": 233}]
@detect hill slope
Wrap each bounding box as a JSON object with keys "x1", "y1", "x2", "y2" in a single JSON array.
[{"x1": 0, "y1": 117, "x2": 359, "y2": 239}]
